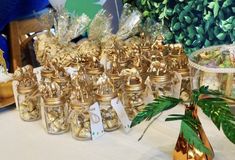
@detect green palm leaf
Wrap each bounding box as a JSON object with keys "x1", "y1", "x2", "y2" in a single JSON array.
[
  {"x1": 198, "y1": 86, "x2": 222, "y2": 96},
  {"x1": 192, "y1": 86, "x2": 223, "y2": 104},
  {"x1": 181, "y1": 121, "x2": 211, "y2": 155},
  {"x1": 197, "y1": 97, "x2": 235, "y2": 144},
  {"x1": 130, "y1": 96, "x2": 182, "y2": 127},
  {"x1": 166, "y1": 111, "x2": 211, "y2": 154},
  {"x1": 222, "y1": 120, "x2": 235, "y2": 144}
]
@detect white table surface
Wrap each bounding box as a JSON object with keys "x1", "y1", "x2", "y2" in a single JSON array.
[{"x1": 0, "y1": 106, "x2": 235, "y2": 160}]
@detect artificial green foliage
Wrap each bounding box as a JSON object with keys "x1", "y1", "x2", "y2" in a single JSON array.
[
  {"x1": 197, "y1": 97, "x2": 235, "y2": 143},
  {"x1": 130, "y1": 96, "x2": 182, "y2": 127},
  {"x1": 180, "y1": 121, "x2": 211, "y2": 155},
  {"x1": 165, "y1": 111, "x2": 212, "y2": 154},
  {"x1": 131, "y1": 86, "x2": 235, "y2": 154},
  {"x1": 123, "y1": 0, "x2": 235, "y2": 54}
]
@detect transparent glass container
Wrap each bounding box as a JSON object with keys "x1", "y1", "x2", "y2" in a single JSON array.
[
  {"x1": 70, "y1": 100, "x2": 92, "y2": 140},
  {"x1": 177, "y1": 68, "x2": 191, "y2": 102},
  {"x1": 43, "y1": 97, "x2": 69, "y2": 134},
  {"x1": 123, "y1": 76, "x2": 145, "y2": 120},
  {"x1": 189, "y1": 45, "x2": 235, "y2": 99},
  {"x1": 96, "y1": 94, "x2": 121, "y2": 132},
  {"x1": 149, "y1": 74, "x2": 174, "y2": 98},
  {"x1": 17, "y1": 85, "x2": 41, "y2": 121}
]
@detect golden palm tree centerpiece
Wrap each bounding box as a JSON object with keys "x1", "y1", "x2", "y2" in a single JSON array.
[{"x1": 131, "y1": 86, "x2": 235, "y2": 160}]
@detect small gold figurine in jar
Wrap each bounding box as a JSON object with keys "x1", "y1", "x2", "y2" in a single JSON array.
[
  {"x1": 40, "y1": 59, "x2": 55, "y2": 82},
  {"x1": 168, "y1": 43, "x2": 188, "y2": 70},
  {"x1": 148, "y1": 56, "x2": 174, "y2": 98},
  {"x1": 69, "y1": 85, "x2": 93, "y2": 140},
  {"x1": 69, "y1": 72, "x2": 93, "y2": 140},
  {"x1": 52, "y1": 63, "x2": 71, "y2": 98},
  {"x1": 86, "y1": 57, "x2": 104, "y2": 91},
  {"x1": 40, "y1": 80, "x2": 69, "y2": 134},
  {"x1": 96, "y1": 74, "x2": 121, "y2": 132},
  {"x1": 107, "y1": 54, "x2": 122, "y2": 90},
  {"x1": 168, "y1": 43, "x2": 191, "y2": 101},
  {"x1": 122, "y1": 68, "x2": 145, "y2": 120},
  {"x1": 14, "y1": 65, "x2": 41, "y2": 121}
]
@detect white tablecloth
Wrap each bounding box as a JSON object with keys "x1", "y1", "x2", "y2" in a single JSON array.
[{"x1": 0, "y1": 106, "x2": 235, "y2": 160}]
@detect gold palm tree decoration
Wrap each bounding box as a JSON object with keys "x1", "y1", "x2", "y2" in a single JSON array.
[{"x1": 131, "y1": 86, "x2": 235, "y2": 160}]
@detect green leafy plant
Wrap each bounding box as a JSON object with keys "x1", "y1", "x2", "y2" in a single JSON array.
[
  {"x1": 123, "y1": 0, "x2": 235, "y2": 54},
  {"x1": 131, "y1": 86, "x2": 235, "y2": 155}
]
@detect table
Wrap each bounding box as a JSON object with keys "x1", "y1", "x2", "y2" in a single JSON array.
[{"x1": 0, "y1": 105, "x2": 234, "y2": 160}]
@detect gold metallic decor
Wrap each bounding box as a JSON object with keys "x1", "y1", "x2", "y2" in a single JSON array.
[
  {"x1": 122, "y1": 68, "x2": 145, "y2": 120},
  {"x1": 43, "y1": 97, "x2": 69, "y2": 134},
  {"x1": 96, "y1": 74, "x2": 120, "y2": 132},
  {"x1": 14, "y1": 65, "x2": 41, "y2": 121},
  {"x1": 173, "y1": 107, "x2": 214, "y2": 160},
  {"x1": 69, "y1": 73, "x2": 93, "y2": 140}
]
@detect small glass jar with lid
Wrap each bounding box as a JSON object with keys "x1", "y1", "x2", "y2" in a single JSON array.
[
  {"x1": 96, "y1": 93, "x2": 121, "y2": 132},
  {"x1": 177, "y1": 68, "x2": 191, "y2": 102},
  {"x1": 95, "y1": 74, "x2": 121, "y2": 132},
  {"x1": 43, "y1": 97, "x2": 69, "y2": 134},
  {"x1": 70, "y1": 100, "x2": 92, "y2": 140},
  {"x1": 149, "y1": 73, "x2": 174, "y2": 98},
  {"x1": 17, "y1": 84, "x2": 41, "y2": 121},
  {"x1": 123, "y1": 74, "x2": 145, "y2": 120}
]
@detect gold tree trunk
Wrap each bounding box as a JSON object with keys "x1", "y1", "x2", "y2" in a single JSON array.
[{"x1": 173, "y1": 107, "x2": 214, "y2": 160}]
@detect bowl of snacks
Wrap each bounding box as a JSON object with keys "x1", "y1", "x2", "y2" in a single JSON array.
[{"x1": 189, "y1": 44, "x2": 235, "y2": 99}]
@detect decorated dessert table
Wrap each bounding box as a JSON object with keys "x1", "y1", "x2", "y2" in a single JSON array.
[{"x1": 0, "y1": 106, "x2": 234, "y2": 160}]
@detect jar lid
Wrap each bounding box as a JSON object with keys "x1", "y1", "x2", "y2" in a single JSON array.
[
  {"x1": 125, "y1": 83, "x2": 144, "y2": 92},
  {"x1": 150, "y1": 74, "x2": 171, "y2": 83},
  {"x1": 125, "y1": 76, "x2": 144, "y2": 91},
  {"x1": 52, "y1": 75, "x2": 70, "y2": 83},
  {"x1": 17, "y1": 84, "x2": 38, "y2": 94},
  {"x1": 44, "y1": 97, "x2": 64, "y2": 105},
  {"x1": 177, "y1": 68, "x2": 190, "y2": 77},
  {"x1": 96, "y1": 93, "x2": 116, "y2": 102},
  {"x1": 87, "y1": 67, "x2": 104, "y2": 75},
  {"x1": 71, "y1": 99, "x2": 91, "y2": 110},
  {"x1": 41, "y1": 69, "x2": 55, "y2": 78}
]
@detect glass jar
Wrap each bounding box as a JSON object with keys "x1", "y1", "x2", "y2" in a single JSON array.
[
  {"x1": 123, "y1": 76, "x2": 145, "y2": 120},
  {"x1": 96, "y1": 94, "x2": 121, "y2": 132},
  {"x1": 43, "y1": 97, "x2": 69, "y2": 134},
  {"x1": 177, "y1": 68, "x2": 191, "y2": 102},
  {"x1": 17, "y1": 84, "x2": 41, "y2": 121},
  {"x1": 70, "y1": 100, "x2": 92, "y2": 140},
  {"x1": 188, "y1": 45, "x2": 235, "y2": 99},
  {"x1": 149, "y1": 74, "x2": 174, "y2": 98}
]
